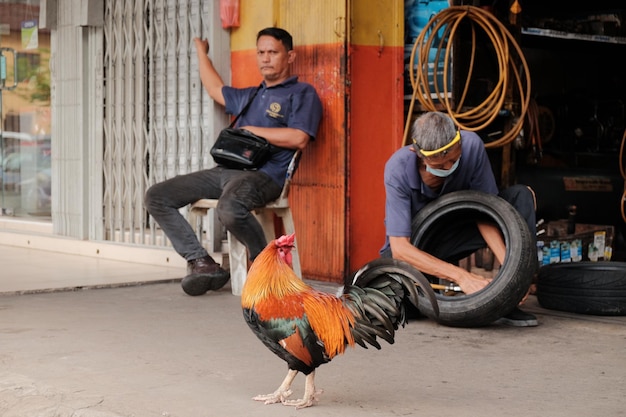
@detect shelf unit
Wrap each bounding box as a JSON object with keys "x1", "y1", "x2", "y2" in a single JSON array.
[{"x1": 522, "y1": 27, "x2": 626, "y2": 45}]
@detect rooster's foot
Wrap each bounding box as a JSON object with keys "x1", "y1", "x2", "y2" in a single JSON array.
[
  {"x1": 281, "y1": 372, "x2": 322, "y2": 409},
  {"x1": 253, "y1": 389, "x2": 293, "y2": 405},
  {"x1": 253, "y1": 369, "x2": 298, "y2": 405},
  {"x1": 282, "y1": 388, "x2": 323, "y2": 409}
]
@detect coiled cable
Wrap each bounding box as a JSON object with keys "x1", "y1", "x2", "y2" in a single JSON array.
[{"x1": 404, "y1": 5, "x2": 531, "y2": 149}]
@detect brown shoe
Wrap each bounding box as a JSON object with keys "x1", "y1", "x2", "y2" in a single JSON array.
[{"x1": 181, "y1": 255, "x2": 230, "y2": 296}]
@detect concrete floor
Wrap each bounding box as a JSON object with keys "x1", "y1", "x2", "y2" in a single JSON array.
[{"x1": 1, "y1": 244, "x2": 625, "y2": 417}]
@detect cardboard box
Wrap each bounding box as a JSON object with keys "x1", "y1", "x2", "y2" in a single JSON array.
[{"x1": 538, "y1": 220, "x2": 614, "y2": 263}]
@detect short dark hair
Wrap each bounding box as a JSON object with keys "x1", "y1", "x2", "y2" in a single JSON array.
[{"x1": 257, "y1": 27, "x2": 293, "y2": 51}]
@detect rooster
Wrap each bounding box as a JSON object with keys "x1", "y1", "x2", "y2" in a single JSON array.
[{"x1": 241, "y1": 233, "x2": 438, "y2": 409}]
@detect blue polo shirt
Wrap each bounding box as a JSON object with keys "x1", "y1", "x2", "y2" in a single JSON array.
[
  {"x1": 380, "y1": 131, "x2": 498, "y2": 254},
  {"x1": 221, "y1": 76, "x2": 322, "y2": 187}
]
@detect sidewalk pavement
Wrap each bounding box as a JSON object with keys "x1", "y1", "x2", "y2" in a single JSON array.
[{"x1": 1, "y1": 245, "x2": 625, "y2": 417}]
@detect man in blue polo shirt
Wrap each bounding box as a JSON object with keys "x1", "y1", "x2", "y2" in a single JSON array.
[
  {"x1": 145, "y1": 27, "x2": 322, "y2": 296},
  {"x1": 380, "y1": 111, "x2": 538, "y2": 326}
]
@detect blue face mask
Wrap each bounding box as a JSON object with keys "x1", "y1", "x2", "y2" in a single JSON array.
[{"x1": 425, "y1": 158, "x2": 460, "y2": 178}]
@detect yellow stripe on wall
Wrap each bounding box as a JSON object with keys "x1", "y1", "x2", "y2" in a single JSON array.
[
  {"x1": 350, "y1": 0, "x2": 404, "y2": 47},
  {"x1": 231, "y1": 0, "x2": 346, "y2": 51}
]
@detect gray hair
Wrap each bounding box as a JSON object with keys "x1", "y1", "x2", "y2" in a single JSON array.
[{"x1": 411, "y1": 112, "x2": 457, "y2": 152}]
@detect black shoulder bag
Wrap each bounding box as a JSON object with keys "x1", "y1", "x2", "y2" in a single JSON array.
[{"x1": 210, "y1": 87, "x2": 271, "y2": 170}]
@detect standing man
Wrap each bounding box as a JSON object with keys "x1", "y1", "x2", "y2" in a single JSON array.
[
  {"x1": 145, "y1": 27, "x2": 323, "y2": 296},
  {"x1": 380, "y1": 111, "x2": 538, "y2": 326}
]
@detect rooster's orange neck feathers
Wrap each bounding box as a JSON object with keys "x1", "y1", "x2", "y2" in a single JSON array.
[{"x1": 241, "y1": 239, "x2": 309, "y2": 308}]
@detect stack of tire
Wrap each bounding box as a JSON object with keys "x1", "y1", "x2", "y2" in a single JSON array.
[
  {"x1": 409, "y1": 190, "x2": 626, "y2": 326},
  {"x1": 536, "y1": 262, "x2": 626, "y2": 316}
]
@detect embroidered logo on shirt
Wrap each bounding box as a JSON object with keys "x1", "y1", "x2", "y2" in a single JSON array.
[{"x1": 266, "y1": 102, "x2": 284, "y2": 119}]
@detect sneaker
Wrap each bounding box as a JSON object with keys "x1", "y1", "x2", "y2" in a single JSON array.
[
  {"x1": 494, "y1": 307, "x2": 538, "y2": 327},
  {"x1": 181, "y1": 255, "x2": 230, "y2": 296}
]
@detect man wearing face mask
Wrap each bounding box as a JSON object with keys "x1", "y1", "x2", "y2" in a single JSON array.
[{"x1": 380, "y1": 111, "x2": 538, "y2": 327}]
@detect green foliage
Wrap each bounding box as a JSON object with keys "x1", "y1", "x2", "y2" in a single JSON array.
[{"x1": 29, "y1": 68, "x2": 50, "y2": 103}]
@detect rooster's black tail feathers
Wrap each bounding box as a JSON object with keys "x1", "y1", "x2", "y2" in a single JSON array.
[{"x1": 343, "y1": 258, "x2": 438, "y2": 349}]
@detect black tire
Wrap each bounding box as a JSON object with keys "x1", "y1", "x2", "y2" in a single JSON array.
[
  {"x1": 411, "y1": 190, "x2": 537, "y2": 327},
  {"x1": 536, "y1": 262, "x2": 626, "y2": 316}
]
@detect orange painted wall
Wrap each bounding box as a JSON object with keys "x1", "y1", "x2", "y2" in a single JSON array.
[
  {"x1": 347, "y1": 44, "x2": 405, "y2": 270},
  {"x1": 229, "y1": 0, "x2": 405, "y2": 281},
  {"x1": 348, "y1": 1, "x2": 405, "y2": 271},
  {"x1": 230, "y1": 1, "x2": 348, "y2": 283}
]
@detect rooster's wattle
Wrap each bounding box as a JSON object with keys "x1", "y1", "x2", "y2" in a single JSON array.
[{"x1": 241, "y1": 233, "x2": 438, "y2": 408}]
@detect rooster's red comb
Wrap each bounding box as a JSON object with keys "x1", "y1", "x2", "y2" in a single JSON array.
[{"x1": 275, "y1": 233, "x2": 295, "y2": 247}]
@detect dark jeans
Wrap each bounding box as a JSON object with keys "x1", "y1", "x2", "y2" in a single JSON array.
[
  {"x1": 144, "y1": 167, "x2": 282, "y2": 262},
  {"x1": 381, "y1": 184, "x2": 537, "y2": 263}
]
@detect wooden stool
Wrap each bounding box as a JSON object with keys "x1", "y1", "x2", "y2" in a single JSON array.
[{"x1": 188, "y1": 151, "x2": 302, "y2": 295}]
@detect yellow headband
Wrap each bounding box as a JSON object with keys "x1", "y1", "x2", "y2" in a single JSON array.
[{"x1": 416, "y1": 130, "x2": 461, "y2": 157}]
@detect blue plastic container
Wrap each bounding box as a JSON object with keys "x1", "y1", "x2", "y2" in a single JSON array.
[{"x1": 404, "y1": 0, "x2": 451, "y2": 98}]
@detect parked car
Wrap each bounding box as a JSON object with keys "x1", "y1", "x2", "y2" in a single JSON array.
[{"x1": 1, "y1": 131, "x2": 51, "y2": 212}]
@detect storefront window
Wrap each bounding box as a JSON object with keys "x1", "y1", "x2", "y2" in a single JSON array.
[{"x1": 0, "y1": 0, "x2": 51, "y2": 219}]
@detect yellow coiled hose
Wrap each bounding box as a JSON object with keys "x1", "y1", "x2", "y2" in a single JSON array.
[{"x1": 404, "y1": 5, "x2": 531, "y2": 149}]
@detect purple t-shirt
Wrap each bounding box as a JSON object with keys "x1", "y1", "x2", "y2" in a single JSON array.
[
  {"x1": 222, "y1": 76, "x2": 322, "y2": 187},
  {"x1": 380, "y1": 131, "x2": 498, "y2": 254}
]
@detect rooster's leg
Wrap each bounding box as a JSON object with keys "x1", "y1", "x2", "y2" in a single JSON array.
[
  {"x1": 282, "y1": 371, "x2": 323, "y2": 409},
  {"x1": 252, "y1": 369, "x2": 297, "y2": 404}
]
